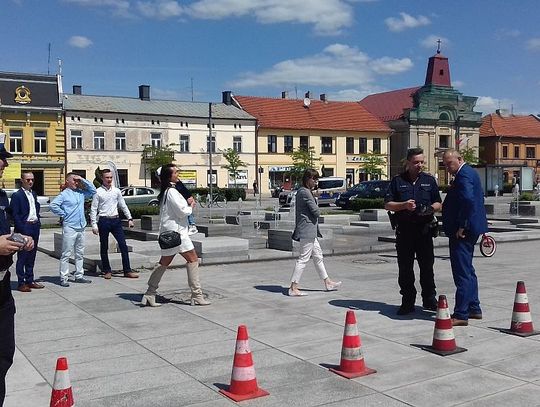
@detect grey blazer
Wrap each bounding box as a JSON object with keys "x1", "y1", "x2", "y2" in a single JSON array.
[{"x1": 292, "y1": 187, "x2": 322, "y2": 241}]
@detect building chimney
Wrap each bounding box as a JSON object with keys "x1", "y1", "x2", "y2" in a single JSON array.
[
  {"x1": 139, "y1": 85, "x2": 150, "y2": 101},
  {"x1": 304, "y1": 91, "x2": 311, "y2": 99},
  {"x1": 281, "y1": 91, "x2": 288, "y2": 99},
  {"x1": 319, "y1": 94, "x2": 327, "y2": 102},
  {"x1": 72, "y1": 85, "x2": 82, "y2": 95},
  {"x1": 222, "y1": 90, "x2": 232, "y2": 105},
  {"x1": 496, "y1": 108, "x2": 509, "y2": 117}
]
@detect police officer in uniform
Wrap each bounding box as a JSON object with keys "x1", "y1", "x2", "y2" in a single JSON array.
[
  {"x1": 0, "y1": 133, "x2": 34, "y2": 405},
  {"x1": 384, "y1": 147, "x2": 442, "y2": 315}
]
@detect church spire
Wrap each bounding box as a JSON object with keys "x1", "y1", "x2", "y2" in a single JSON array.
[{"x1": 424, "y1": 40, "x2": 451, "y2": 87}]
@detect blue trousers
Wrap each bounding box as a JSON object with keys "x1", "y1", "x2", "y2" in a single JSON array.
[
  {"x1": 98, "y1": 218, "x2": 131, "y2": 273},
  {"x1": 449, "y1": 235, "x2": 482, "y2": 320},
  {"x1": 0, "y1": 272, "x2": 15, "y2": 406},
  {"x1": 15, "y1": 222, "x2": 40, "y2": 286}
]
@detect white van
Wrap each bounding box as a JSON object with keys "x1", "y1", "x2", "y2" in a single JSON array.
[{"x1": 315, "y1": 176, "x2": 347, "y2": 206}]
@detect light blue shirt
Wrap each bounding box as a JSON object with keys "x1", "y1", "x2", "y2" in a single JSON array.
[{"x1": 50, "y1": 179, "x2": 96, "y2": 229}]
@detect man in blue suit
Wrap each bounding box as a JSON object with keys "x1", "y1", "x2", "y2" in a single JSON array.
[
  {"x1": 9, "y1": 172, "x2": 43, "y2": 292},
  {"x1": 442, "y1": 149, "x2": 488, "y2": 326}
]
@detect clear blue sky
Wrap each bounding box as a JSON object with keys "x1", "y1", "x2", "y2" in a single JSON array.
[{"x1": 2, "y1": 0, "x2": 538, "y2": 115}]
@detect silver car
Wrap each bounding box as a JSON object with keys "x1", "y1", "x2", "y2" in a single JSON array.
[{"x1": 120, "y1": 186, "x2": 160, "y2": 206}]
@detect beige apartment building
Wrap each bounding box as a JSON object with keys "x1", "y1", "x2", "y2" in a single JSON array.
[
  {"x1": 233, "y1": 94, "x2": 391, "y2": 194},
  {"x1": 64, "y1": 86, "x2": 256, "y2": 189}
]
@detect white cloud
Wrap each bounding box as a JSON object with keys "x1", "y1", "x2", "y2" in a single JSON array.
[
  {"x1": 526, "y1": 38, "x2": 540, "y2": 51},
  {"x1": 136, "y1": 0, "x2": 183, "y2": 19},
  {"x1": 230, "y1": 43, "x2": 413, "y2": 90},
  {"x1": 420, "y1": 34, "x2": 450, "y2": 50},
  {"x1": 385, "y1": 12, "x2": 430, "y2": 32},
  {"x1": 151, "y1": 87, "x2": 182, "y2": 100},
  {"x1": 64, "y1": 0, "x2": 355, "y2": 34},
  {"x1": 452, "y1": 80, "x2": 464, "y2": 88},
  {"x1": 63, "y1": 0, "x2": 131, "y2": 16},
  {"x1": 68, "y1": 35, "x2": 93, "y2": 48},
  {"x1": 495, "y1": 28, "x2": 520, "y2": 39},
  {"x1": 474, "y1": 96, "x2": 517, "y2": 115}
]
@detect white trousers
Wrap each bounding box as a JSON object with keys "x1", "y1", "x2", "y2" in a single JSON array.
[
  {"x1": 59, "y1": 226, "x2": 85, "y2": 282},
  {"x1": 290, "y1": 238, "x2": 328, "y2": 284}
]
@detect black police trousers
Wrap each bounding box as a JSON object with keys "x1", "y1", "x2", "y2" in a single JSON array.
[
  {"x1": 395, "y1": 223, "x2": 436, "y2": 306},
  {"x1": 0, "y1": 272, "x2": 15, "y2": 407}
]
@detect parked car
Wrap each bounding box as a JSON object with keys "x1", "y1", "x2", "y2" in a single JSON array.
[
  {"x1": 314, "y1": 176, "x2": 347, "y2": 206},
  {"x1": 3, "y1": 188, "x2": 50, "y2": 208},
  {"x1": 120, "y1": 186, "x2": 160, "y2": 206},
  {"x1": 278, "y1": 186, "x2": 299, "y2": 206},
  {"x1": 335, "y1": 180, "x2": 391, "y2": 209}
]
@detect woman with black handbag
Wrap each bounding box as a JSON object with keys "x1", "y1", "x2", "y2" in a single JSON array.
[{"x1": 141, "y1": 164, "x2": 210, "y2": 307}]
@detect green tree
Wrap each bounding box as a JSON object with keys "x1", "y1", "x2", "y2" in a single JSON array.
[
  {"x1": 460, "y1": 146, "x2": 480, "y2": 165},
  {"x1": 142, "y1": 144, "x2": 176, "y2": 184},
  {"x1": 222, "y1": 148, "x2": 247, "y2": 187},
  {"x1": 288, "y1": 146, "x2": 321, "y2": 180},
  {"x1": 359, "y1": 151, "x2": 386, "y2": 179}
]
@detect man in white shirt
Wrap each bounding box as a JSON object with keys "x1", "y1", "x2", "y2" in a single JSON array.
[
  {"x1": 90, "y1": 169, "x2": 138, "y2": 279},
  {"x1": 9, "y1": 172, "x2": 44, "y2": 292}
]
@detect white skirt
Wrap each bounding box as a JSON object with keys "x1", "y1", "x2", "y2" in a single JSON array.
[{"x1": 160, "y1": 229, "x2": 194, "y2": 257}]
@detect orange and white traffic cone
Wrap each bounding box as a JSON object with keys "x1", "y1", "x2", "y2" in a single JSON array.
[
  {"x1": 420, "y1": 295, "x2": 467, "y2": 356},
  {"x1": 500, "y1": 281, "x2": 539, "y2": 337},
  {"x1": 219, "y1": 325, "x2": 269, "y2": 402},
  {"x1": 329, "y1": 310, "x2": 375, "y2": 379},
  {"x1": 49, "y1": 357, "x2": 74, "y2": 407}
]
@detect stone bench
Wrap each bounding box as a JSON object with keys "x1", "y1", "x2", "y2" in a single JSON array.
[
  {"x1": 359, "y1": 209, "x2": 389, "y2": 221},
  {"x1": 141, "y1": 215, "x2": 160, "y2": 231},
  {"x1": 197, "y1": 224, "x2": 242, "y2": 237},
  {"x1": 509, "y1": 202, "x2": 536, "y2": 216},
  {"x1": 267, "y1": 229, "x2": 334, "y2": 253},
  {"x1": 54, "y1": 231, "x2": 133, "y2": 258},
  {"x1": 191, "y1": 236, "x2": 249, "y2": 263}
]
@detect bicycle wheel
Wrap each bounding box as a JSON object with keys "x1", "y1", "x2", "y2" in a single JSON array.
[
  {"x1": 198, "y1": 195, "x2": 207, "y2": 208},
  {"x1": 480, "y1": 235, "x2": 496, "y2": 257},
  {"x1": 214, "y1": 196, "x2": 226, "y2": 208}
]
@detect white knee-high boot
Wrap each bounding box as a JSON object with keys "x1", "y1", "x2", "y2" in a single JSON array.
[
  {"x1": 145, "y1": 263, "x2": 167, "y2": 296},
  {"x1": 186, "y1": 262, "x2": 210, "y2": 306}
]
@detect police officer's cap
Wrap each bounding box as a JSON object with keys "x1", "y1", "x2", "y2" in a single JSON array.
[{"x1": 0, "y1": 133, "x2": 13, "y2": 160}]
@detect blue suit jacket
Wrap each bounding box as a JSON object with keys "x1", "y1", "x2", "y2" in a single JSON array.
[
  {"x1": 9, "y1": 188, "x2": 40, "y2": 233},
  {"x1": 442, "y1": 164, "x2": 487, "y2": 237}
]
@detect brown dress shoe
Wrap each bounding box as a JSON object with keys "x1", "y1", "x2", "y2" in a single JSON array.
[
  {"x1": 451, "y1": 318, "x2": 469, "y2": 327},
  {"x1": 29, "y1": 282, "x2": 44, "y2": 289},
  {"x1": 469, "y1": 313, "x2": 483, "y2": 320},
  {"x1": 124, "y1": 272, "x2": 139, "y2": 279},
  {"x1": 103, "y1": 272, "x2": 112, "y2": 279},
  {"x1": 17, "y1": 284, "x2": 31, "y2": 292}
]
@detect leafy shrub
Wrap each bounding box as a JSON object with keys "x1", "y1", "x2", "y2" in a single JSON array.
[
  {"x1": 124, "y1": 205, "x2": 160, "y2": 219},
  {"x1": 519, "y1": 192, "x2": 536, "y2": 201},
  {"x1": 350, "y1": 198, "x2": 385, "y2": 211},
  {"x1": 188, "y1": 187, "x2": 246, "y2": 202}
]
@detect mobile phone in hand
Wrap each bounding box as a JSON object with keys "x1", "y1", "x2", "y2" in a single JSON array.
[{"x1": 8, "y1": 233, "x2": 27, "y2": 245}]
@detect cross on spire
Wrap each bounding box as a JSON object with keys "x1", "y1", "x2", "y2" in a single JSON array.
[{"x1": 436, "y1": 39, "x2": 441, "y2": 54}]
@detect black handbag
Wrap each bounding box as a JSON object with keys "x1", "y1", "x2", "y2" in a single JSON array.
[
  {"x1": 157, "y1": 188, "x2": 182, "y2": 249},
  {"x1": 158, "y1": 230, "x2": 181, "y2": 249}
]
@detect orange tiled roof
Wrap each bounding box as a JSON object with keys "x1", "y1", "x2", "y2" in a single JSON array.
[
  {"x1": 234, "y1": 95, "x2": 390, "y2": 132},
  {"x1": 358, "y1": 87, "x2": 420, "y2": 122},
  {"x1": 480, "y1": 113, "x2": 540, "y2": 138}
]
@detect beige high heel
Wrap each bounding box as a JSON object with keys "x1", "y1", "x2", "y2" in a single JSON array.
[
  {"x1": 324, "y1": 280, "x2": 342, "y2": 291},
  {"x1": 187, "y1": 262, "x2": 211, "y2": 306},
  {"x1": 141, "y1": 294, "x2": 161, "y2": 307}
]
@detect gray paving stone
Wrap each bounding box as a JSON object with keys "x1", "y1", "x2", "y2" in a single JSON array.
[
  {"x1": 386, "y1": 368, "x2": 525, "y2": 406},
  {"x1": 456, "y1": 383, "x2": 540, "y2": 406}
]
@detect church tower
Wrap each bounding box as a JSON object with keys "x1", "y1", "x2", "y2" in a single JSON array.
[{"x1": 424, "y1": 40, "x2": 451, "y2": 87}]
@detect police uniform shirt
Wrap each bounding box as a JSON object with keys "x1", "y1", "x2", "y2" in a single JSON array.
[{"x1": 384, "y1": 171, "x2": 442, "y2": 224}]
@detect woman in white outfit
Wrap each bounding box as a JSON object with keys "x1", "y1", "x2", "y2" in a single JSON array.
[
  {"x1": 141, "y1": 164, "x2": 210, "y2": 307},
  {"x1": 289, "y1": 169, "x2": 341, "y2": 296}
]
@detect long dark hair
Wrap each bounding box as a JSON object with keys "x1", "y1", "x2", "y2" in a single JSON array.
[
  {"x1": 302, "y1": 168, "x2": 319, "y2": 188},
  {"x1": 157, "y1": 164, "x2": 176, "y2": 204}
]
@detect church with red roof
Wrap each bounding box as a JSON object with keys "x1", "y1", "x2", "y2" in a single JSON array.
[{"x1": 359, "y1": 46, "x2": 483, "y2": 182}]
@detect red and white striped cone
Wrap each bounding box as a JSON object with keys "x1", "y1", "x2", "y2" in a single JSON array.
[
  {"x1": 219, "y1": 325, "x2": 269, "y2": 402},
  {"x1": 329, "y1": 310, "x2": 375, "y2": 379},
  {"x1": 50, "y1": 357, "x2": 74, "y2": 407},
  {"x1": 420, "y1": 295, "x2": 467, "y2": 356},
  {"x1": 500, "y1": 281, "x2": 539, "y2": 337}
]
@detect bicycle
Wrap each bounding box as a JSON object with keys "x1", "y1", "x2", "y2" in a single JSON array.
[
  {"x1": 198, "y1": 192, "x2": 226, "y2": 208},
  {"x1": 479, "y1": 233, "x2": 496, "y2": 257}
]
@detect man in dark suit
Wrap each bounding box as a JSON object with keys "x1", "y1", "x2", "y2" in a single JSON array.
[
  {"x1": 442, "y1": 149, "x2": 488, "y2": 327},
  {"x1": 9, "y1": 171, "x2": 43, "y2": 292}
]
